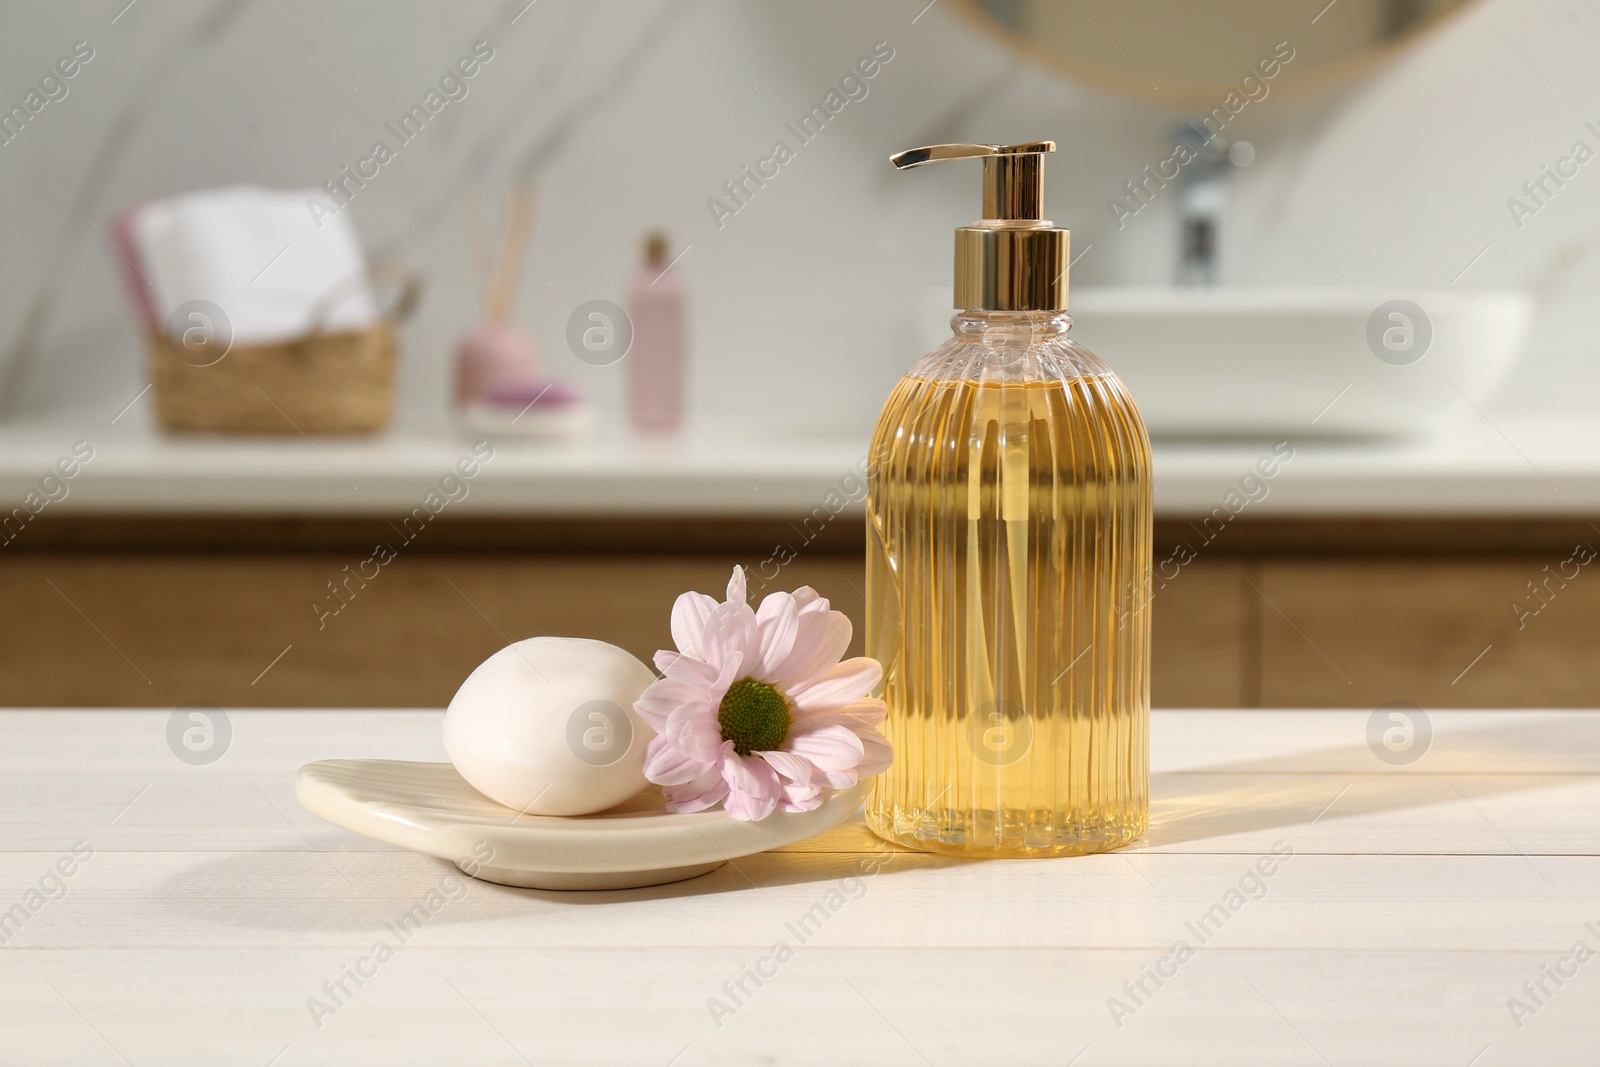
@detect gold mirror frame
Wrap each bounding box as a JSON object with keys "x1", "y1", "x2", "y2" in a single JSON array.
[{"x1": 945, "y1": 0, "x2": 1472, "y2": 107}]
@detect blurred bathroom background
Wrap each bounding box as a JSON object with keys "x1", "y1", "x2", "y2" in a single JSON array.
[{"x1": 2, "y1": 0, "x2": 1598, "y2": 710}]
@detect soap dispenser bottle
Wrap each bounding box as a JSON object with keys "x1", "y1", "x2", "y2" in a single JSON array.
[{"x1": 865, "y1": 141, "x2": 1151, "y2": 858}]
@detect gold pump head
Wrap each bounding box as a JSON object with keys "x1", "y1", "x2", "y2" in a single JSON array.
[{"x1": 891, "y1": 140, "x2": 1068, "y2": 312}]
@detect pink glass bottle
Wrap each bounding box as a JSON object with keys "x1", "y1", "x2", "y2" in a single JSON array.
[{"x1": 628, "y1": 232, "x2": 685, "y2": 435}]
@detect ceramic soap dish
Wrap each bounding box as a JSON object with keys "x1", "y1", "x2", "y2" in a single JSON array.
[{"x1": 297, "y1": 759, "x2": 868, "y2": 891}]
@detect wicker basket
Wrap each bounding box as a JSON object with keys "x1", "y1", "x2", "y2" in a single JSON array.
[{"x1": 147, "y1": 267, "x2": 421, "y2": 435}]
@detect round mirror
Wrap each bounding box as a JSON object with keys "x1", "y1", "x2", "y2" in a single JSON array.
[{"x1": 952, "y1": 0, "x2": 1467, "y2": 105}]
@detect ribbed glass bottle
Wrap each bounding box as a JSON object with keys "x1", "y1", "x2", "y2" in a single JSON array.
[{"x1": 865, "y1": 309, "x2": 1151, "y2": 858}]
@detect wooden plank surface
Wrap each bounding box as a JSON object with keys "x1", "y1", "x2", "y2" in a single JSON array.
[{"x1": 1, "y1": 709, "x2": 1597, "y2": 1064}]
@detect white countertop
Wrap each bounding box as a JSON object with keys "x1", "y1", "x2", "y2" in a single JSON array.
[
  {"x1": 0, "y1": 406, "x2": 1595, "y2": 517},
  {"x1": 4, "y1": 707, "x2": 1595, "y2": 1064}
]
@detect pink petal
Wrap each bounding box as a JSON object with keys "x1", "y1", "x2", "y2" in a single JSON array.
[
  {"x1": 653, "y1": 650, "x2": 719, "y2": 686},
  {"x1": 633, "y1": 677, "x2": 712, "y2": 733},
  {"x1": 791, "y1": 657, "x2": 883, "y2": 713},
  {"x1": 635, "y1": 676, "x2": 708, "y2": 710},
  {"x1": 663, "y1": 770, "x2": 730, "y2": 813},
  {"x1": 663, "y1": 701, "x2": 724, "y2": 762},
  {"x1": 854, "y1": 729, "x2": 893, "y2": 778},
  {"x1": 642, "y1": 734, "x2": 713, "y2": 786},
  {"x1": 712, "y1": 649, "x2": 743, "y2": 692},
  {"x1": 725, "y1": 566, "x2": 747, "y2": 606},
  {"x1": 752, "y1": 592, "x2": 800, "y2": 682},
  {"x1": 658, "y1": 739, "x2": 733, "y2": 811},
  {"x1": 817, "y1": 766, "x2": 860, "y2": 791},
  {"x1": 701, "y1": 603, "x2": 759, "y2": 678},
  {"x1": 776, "y1": 779, "x2": 823, "y2": 813},
  {"x1": 790, "y1": 586, "x2": 824, "y2": 612},
  {"x1": 670, "y1": 591, "x2": 719, "y2": 659},
  {"x1": 785, "y1": 723, "x2": 865, "y2": 772},
  {"x1": 791, "y1": 698, "x2": 887, "y2": 732},
  {"x1": 757, "y1": 748, "x2": 814, "y2": 789},
  {"x1": 723, "y1": 748, "x2": 779, "y2": 795},
  {"x1": 721, "y1": 751, "x2": 780, "y2": 821},
  {"x1": 769, "y1": 608, "x2": 852, "y2": 691}
]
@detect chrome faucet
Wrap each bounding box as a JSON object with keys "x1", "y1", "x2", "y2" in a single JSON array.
[{"x1": 1174, "y1": 124, "x2": 1234, "y2": 287}]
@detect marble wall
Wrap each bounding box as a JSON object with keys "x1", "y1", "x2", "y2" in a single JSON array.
[{"x1": 0, "y1": 0, "x2": 1595, "y2": 440}]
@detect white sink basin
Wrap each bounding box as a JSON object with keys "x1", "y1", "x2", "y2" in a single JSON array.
[{"x1": 1064, "y1": 288, "x2": 1533, "y2": 439}]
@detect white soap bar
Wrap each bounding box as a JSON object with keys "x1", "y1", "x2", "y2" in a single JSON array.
[{"x1": 444, "y1": 637, "x2": 655, "y2": 817}]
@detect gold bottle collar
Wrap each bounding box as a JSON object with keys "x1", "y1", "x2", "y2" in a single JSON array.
[{"x1": 890, "y1": 141, "x2": 1069, "y2": 312}]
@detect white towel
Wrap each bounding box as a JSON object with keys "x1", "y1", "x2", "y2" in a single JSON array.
[{"x1": 131, "y1": 186, "x2": 377, "y2": 345}]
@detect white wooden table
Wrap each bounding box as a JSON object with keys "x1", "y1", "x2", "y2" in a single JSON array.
[{"x1": 3, "y1": 708, "x2": 1596, "y2": 1065}]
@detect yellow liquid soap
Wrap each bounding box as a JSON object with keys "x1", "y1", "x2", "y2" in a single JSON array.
[{"x1": 865, "y1": 311, "x2": 1151, "y2": 858}]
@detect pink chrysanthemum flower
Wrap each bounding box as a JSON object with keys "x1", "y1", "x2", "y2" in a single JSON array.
[{"x1": 634, "y1": 566, "x2": 892, "y2": 821}]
